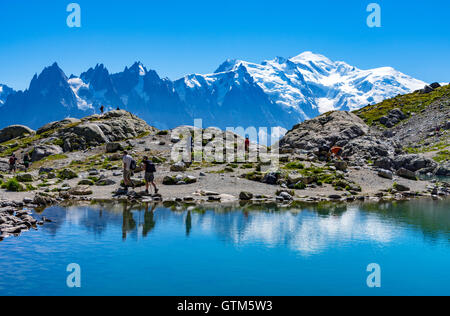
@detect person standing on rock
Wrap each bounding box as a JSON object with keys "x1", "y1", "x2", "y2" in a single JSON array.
[
  {"x1": 100, "y1": 105, "x2": 105, "y2": 114},
  {"x1": 141, "y1": 156, "x2": 159, "y2": 195},
  {"x1": 8, "y1": 154, "x2": 17, "y2": 174},
  {"x1": 122, "y1": 151, "x2": 135, "y2": 191}
]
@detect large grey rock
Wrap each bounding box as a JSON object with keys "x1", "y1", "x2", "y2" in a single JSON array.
[
  {"x1": 378, "y1": 169, "x2": 393, "y2": 180},
  {"x1": 36, "y1": 118, "x2": 81, "y2": 135},
  {"x1": 397, "y1": 168, "x2": 417, "y2": 180},
  {"x1": 342, "y1": 136, "x2": 391, "y2": 159},
  {"x1": 31, "y1": 145, "x2": 63, "y2": 162},
  {"x1": 59, "y1": 111, "x2": 152, "y2": 151},
  {"x1": 374, "y1": 157, "x2": 393, "y2": 170},
  {"x1": 239, "y1": 192, "x2": 253, "y2": 200},
  {"x1": 106, "y1": 142, "x2": 123, "y2": 153},
  {"x1": 392, "y1": 154, "x2": 436, "y2": 172},
  {"x1": 434, "y1": 164, "x2": 450, "y2": 176},
  {"x1": 280, "y1": 111, "x2": 368, "y2": 152},
  {"x1": 0, "y1": 125, "x2": 34, "y2": 143},
  {"x1": 170, "y1": 162, "x2": 186, "y2": 172}
]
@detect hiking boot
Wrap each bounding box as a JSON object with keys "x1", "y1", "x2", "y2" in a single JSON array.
[
  {"x1": 145, "y1": 189, "x2": 149, "y2": 194},
  {"x1": 155, "y1": 188, "x2": 159, "y2": 194}
]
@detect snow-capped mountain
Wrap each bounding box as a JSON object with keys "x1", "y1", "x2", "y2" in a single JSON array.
[
  {"x1": 0, "y1": 84, "x2": 15, "y2": 106},
  {"x1": 0, "y1": 52, "x2": 427, "y2": 130}
]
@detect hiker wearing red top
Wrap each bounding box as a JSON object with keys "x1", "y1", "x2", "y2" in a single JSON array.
[
  {"x1": 330, "y1": 146, "x2": 343, "y2": 160},
  {"x1": 245, "y1": 137, "x2": 250, "y2": 152}
]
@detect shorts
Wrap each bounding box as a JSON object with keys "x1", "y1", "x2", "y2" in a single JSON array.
[
  {"x1": 123, "y1": 170, "x2": 132, "y2": 181},
  {"x1": 145, "y1": 172, "x2": 154, "y2": 182},
  {"x1": 9, "y1": 164, "x2": 16, "y2": 171}
]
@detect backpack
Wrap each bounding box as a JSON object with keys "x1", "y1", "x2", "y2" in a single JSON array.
[
  {"x1": 148, "y1": 162, "x2": 156, "y2": 173},
  {"x1": 130, "y1": 159, "x2": 137, "y2": 171}
]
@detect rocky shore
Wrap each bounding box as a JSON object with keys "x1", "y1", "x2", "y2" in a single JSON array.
[{"x1": 0, "y1": 200, "x2": 51, "y2": 241}]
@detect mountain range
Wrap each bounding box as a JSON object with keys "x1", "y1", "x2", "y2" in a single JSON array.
[{"x1": 0, "y1": 52, "x2": 426, "y2": 130}]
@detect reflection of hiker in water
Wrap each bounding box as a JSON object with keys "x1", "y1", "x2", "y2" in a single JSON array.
[
  {"x1": 143, "y1": 204, "x2": 156, "y2": 237},
  {"x1": 185, "y1": 211, "x2": 192, "y2": 236},
  {"x1": 122, "y1": 203, "x2": 136, "y2": 241}
]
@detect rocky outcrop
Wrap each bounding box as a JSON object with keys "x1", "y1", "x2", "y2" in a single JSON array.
[
  {"x1": 0, "y1": 125, "x2": 35, "y2": 143},
  {"x1": 280, "y1": 111, "x2": 369, "y2": 152},
  {"x1": 36, "y1": 118, "x2": 81, "y2": 135},
  {"x1": 31, "y1": 145, "x2": 64, "y2": 162},
  {"x1": 54, "y1": 111, "x2": 153, "y2": 152}
]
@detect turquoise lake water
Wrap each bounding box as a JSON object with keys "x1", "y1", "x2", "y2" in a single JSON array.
[{"x1": 0, "y1": 199, "x2": 449, "y2": 296}]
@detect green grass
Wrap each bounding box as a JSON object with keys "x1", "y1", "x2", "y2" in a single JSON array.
[
  {"x1": 1, "y1": 178, "x2": 25, "y2": 192},
  {"x1": 284, "y1": 161, "x2": 305, "y2": 170},
  {"x1": 354, "y1": 84, "x2": 450, "y2": 126},
  {"x1": 433, "y1": 150, "x2": 450, "y2": 163}
]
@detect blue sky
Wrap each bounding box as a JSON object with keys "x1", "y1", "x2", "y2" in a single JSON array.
[{"x1": 0, "y1": 0, "x2": 448, "y2": 90}]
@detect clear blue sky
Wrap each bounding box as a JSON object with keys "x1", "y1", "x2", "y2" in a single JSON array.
[{"x1": 1, "y1": 0, "x2": 448, "y2": 90}]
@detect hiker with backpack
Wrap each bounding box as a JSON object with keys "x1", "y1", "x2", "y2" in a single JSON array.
[
  {"x1": 141, "y1": 156, "x2": 159, "y2": 195},
  {"x1": 122, "y1": 151, "x2": 136, "y2": 190},
  {"x1": 9, "y1": 154, "x2": 18, "y2": 173},
  {"x1": 23, "y1": 153, "x2": 31, "y2": 171}
]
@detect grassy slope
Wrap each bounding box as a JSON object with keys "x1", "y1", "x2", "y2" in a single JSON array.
[{"x1": 354, "y1": 84, "x2": 450, "y2": 126}]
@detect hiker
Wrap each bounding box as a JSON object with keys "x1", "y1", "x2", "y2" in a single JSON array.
[
  {"x1": 245, "y1": 137, "x2": 250, "y2": 152},
  {"x1": 330, "y1": 146, "x2": 343, "y2": 160},
  {"x1": 100, "y1": 105, "x2": 104, "y2": 114},
  {"x1": 23, "y1": 153, "x2": 31, "y2": 171},
  {"x1": 122, "y1": 151, "x2": 135, "y2": 190},
  {"x1": 9, "y1": 154, "x2": 17, "y2": 173},
  {"x1": 141, "y1": 156, "x2": 159, "y2": 195},
  {"x1": 116, "y1": 107, "x2": 120, "y2": 111}
]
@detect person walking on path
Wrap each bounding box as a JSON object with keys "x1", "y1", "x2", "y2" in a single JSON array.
[
  {"x1": 122, "y1": 151, "x2": 135, "y2": 191},
  {"x1": 8, "y1": 154, "x2": 17, "y2": 174},
  {"x1": 141, "y1": 156, "x2": 159, "y2": 195},
  {"x1": 23, "y1": 153, "x2": 31, "y2": 171}
]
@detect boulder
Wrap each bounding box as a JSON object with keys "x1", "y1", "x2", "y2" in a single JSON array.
[
  {"x1": 334, "y1": 161, "x2": 348, "y2": 171},
  {"x1": 36, "y1": 118, "x2": 81, "y2": 135},
  {"x1": 0, "y1": 125, "x2": 35, "y2": 143},
  {"x1": 69, "y1": 185, "x2": 93, "y2": 196},
  {"x1": 170, "y1": 162, "x2": 186, "y2": 172},
  {"x1": 374, "y1": 157, "x2": 393, "y2": 170},
  {"x1": 239, "y1": 192, "x2": 253, "y2": 200},
  {"x1": 78, "y1": 179, "x2": 95, "y2": 186},
  {"x1": 434, "y1": 164, "x2": 450, "y2": 176},
  {"x1": 397, "y1": 168, "x2": 417, "y2": 180},
  {"x1": 31, "y1": 145, "x2": 63, "y2": 162},
  {"x1": 394, "y1": 183, "x2": 410, "y2": 192},
  {"x1": 96, "y1": 179, "x2": 116, "y2": 186},
  {"x1": 420, "y1": 85, "x2": 434, "y2": 94},
  {"x1": 279, "y1": 111, "x2": 368, "y2": 152},
  {"x1": 16, "y1": 173, "x2": 33, "y2": 183},
  {"x1": 378, "y1": 169, "x2": 393, "y2": 180},
  {"x1": 106, "y1": 142, "x2": 123, "y2": 153},
  {"x1": 58, "y1": 168, "x2": 78, "y2": 180},
  {"x1": 59, "y1": 111, "x2": 152, "y2": 151},
  {"x1": 262, "y1": 172, "x2": 279, "y2": 185},
  {"x1": 429, "y1": 82, "x2": 441, "y2": 89}
]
